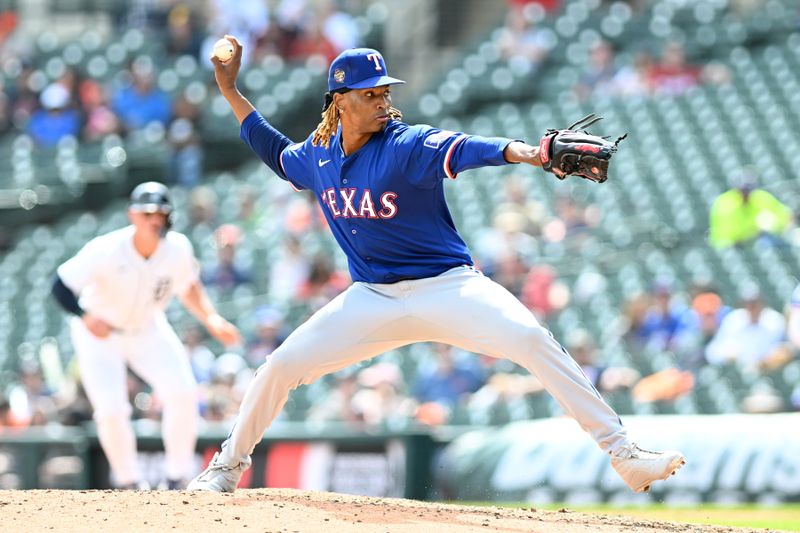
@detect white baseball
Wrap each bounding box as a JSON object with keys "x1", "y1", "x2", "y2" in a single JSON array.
[{"x1": 212, "y1": 38, "x2": 235, "y2": 63}]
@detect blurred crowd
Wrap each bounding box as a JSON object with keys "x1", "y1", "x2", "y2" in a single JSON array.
[
  {"x1": 0, "y1": 0, "x2": 365, "y2": 186},
  {"x1": 2, "y1": 166, "x2": 798, "y2": 431},
  {"x1": 1, "y1": 0, "x2": 800, "y2": 434}
]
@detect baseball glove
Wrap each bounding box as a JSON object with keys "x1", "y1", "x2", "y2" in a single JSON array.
[{"x1": 539, "y1": 114, "x2": 626, "y2": 183}]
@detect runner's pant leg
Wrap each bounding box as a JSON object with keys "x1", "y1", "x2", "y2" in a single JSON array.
[
  {"x1": 71, "y1": 319, "x2": 139, "y2": 486},
  {"x1": 127, "y1": 316, "x2": 199, "y2": 481}
]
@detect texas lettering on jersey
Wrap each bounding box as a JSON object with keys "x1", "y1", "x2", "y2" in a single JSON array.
[{"x1": 321, "y1": 187, "x2": 398, "y2": 219}]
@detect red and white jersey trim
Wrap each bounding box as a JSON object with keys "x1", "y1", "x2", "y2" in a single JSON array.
[{"x1": 443, "y1": 134, "x2": 469, "y2": 180}]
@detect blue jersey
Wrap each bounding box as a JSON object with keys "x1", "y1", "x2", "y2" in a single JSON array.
[{"x1": 240, "y1": 111, "x2": 516, "y2": 283}]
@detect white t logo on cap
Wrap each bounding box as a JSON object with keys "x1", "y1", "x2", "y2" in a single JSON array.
[{"x1": 366, "y1": 53, "x2": 383, "y2": 71}]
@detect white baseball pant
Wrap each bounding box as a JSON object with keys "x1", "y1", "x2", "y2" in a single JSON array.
[
  {"x1": 71, "y1": 314, "x2": 198, "y2": 485},
  {"x1": 219, "y1": 266, "x2": 628, "y2": 465}
]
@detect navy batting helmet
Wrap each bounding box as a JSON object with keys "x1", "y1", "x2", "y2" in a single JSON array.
[{"x1": 129, "y1": 181, "x2": 173, "y2": 234}]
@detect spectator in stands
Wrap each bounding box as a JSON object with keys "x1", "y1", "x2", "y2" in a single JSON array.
[
  {"x1": 475, "y1": 212, "x2": 538, "y2": 277},
  {"x1": 674, "y1": 288, "x2": 729, "y2": 372},
  {"x1": 0, "y1": 79, "x2": 13, "y2": 135},
  {"x1": 166, "y1": 3, "x2": 204, "y2": 58},
  {"x1": 235, "y1": 185, "x2": 266, "y2": 233},
  {"x1": 611, "y1": 51, "x2": 655, "y2": 98},
  {"x1": 283, "y1": 191, "x2": 326, "y2": 236},
  {"x1": 521, "y1": 264, "x2": 562, "y2": 320},
  {"x1": 271, "y1": 0, "x2": 310, "y2": 59},
  {"x1": 6, "y1": 359, "x2": 57, "y2": 427},
  {"x1": 621, "y1": 292, "x2": 654, "y2": 357},
  {"x1": 705, "y1": 284, "x2": 787, "y2": 373},
  {"x1": 112, "y1": 60, "x2": 172, "y2": 131},
  {"x1": 490, "y1": 249, "x2": 529, "y2": 297},
  {"x1": 0, "y1": 395, "x2": 11, "y2": 427},
  {"x1": 168, "y1": 95, "x2": 204, "y2": 187},
  {"x1": 507, "y1": 0, "x2": 562, "y2": 15},
  {"x1": 496, "y1": 3, "x2": 550, "y2": 76},
  {"x1": 574, "y1": 40, "x2": 620, "y2": 100},
  {"x1": 78, "y1": 78, "x2": 121, "y2": 142},
  {"x1": 307, "y1": 369, "x2": 364, "y2": 426},
  {"x1": 320, "y1": 0, "x2": 360, "y2": 53},
  {"x1": 0, "y1": 7, "x2": 17, "y2": 49},
  {"x1": 709, "y1": 172, "x2": 792, "y2": 249},
  {"x1": 352, "y1": 361, "x2": 415, "y2": 428},
  {"x1": 475, "y1": 178, "x2": 542, "y2": 272},
  {"x1": 295, "y1": 253, "x2": 350, "y2": 312},
  {"x1": 187, "y1": 185, "x2": 219, "y2": 230},
  {"x1": 412, "y1": 344, "x2": 485, "y2": 414},
  {"x1": 203, "y1": 224, "x2": 251, "y2": 293},
  {"x1": 542, "y1": 193, "x2": 599, "y2": 248},
  {"x1": 567, "y1": 329, "x2": 640, "y2": 396},
  {"x1": 204, "y1": 352, "x2": 251, "y2": 422},
  {"x1": 648, "y1": 41, "x2": 703, "y2": 97},
  {"x1": 9, "y1": 62, "x2": 39, "y2": 128},
  {"x1": 269, "y1": 235, "x2": 310, "y2": 304},
  {"x1": 27, "y1": 83, "x2": 81, "y2": 147},
  {"x1": 203, "y1": 0, "x2": 270, "y2": 66},
  {"x1": 182, "y1": 324, "x2": 216, "y2": 385},
  {"x1": 286, "y1": 18, "x2": 338, "y2": 63},
  {"x1": 494, "y1": 176, "x2": 547, "y2": 238},
  {"x1": 566, "y1": 314, "x2": 694, "y2": 403},
  {"x1": 245, "y1": 306, "x2": 287, "y2": 367},
  {"x1": 636, "y1": 281, "x2": 690, "y2": 352}
]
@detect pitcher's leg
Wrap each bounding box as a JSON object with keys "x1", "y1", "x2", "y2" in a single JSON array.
[
  {"x1": 128, "y1": 319, "x2": 198, "y2": 482},
  {"x1": 71, "y1": 320, "x2": 139, "y2": 486},
  {"x1": 411, "y1": 269, "x2": 628, "y2": 453},
  {"x1": 219, "y1": 283, "x2": 414, "y2": 465}
]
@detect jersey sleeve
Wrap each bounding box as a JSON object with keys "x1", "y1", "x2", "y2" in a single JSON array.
[
  {"x1": 56, "y1": 238, "x2": 106, "y2": 294},
  {"x1": 239, "y1": 111, "x2": 312, "y2": 191},
  {"x1": 394, "y1": 124, "x2": 516, "y2": 188},
  {"x1": 171, "y1": 233, "x2": 200, "y2": 296},
  {"x1": 278, "y1": 140, "x2": 315, "y2": 191}
]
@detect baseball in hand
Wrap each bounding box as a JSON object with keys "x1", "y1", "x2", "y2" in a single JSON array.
[{"x1": 212, "y1": 38, "x2": 235, "y2": 63}]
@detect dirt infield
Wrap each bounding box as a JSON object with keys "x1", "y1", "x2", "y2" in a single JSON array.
[{"x1": 0, "y1": 489, "x2": 772, "y2": 532}]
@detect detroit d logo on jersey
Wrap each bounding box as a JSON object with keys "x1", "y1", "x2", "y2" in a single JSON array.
[{"x1": 154, "y1": 277, "x2": 172, "y2": 302}]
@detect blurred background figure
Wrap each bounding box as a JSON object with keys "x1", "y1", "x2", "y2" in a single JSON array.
[
  {"x1": 112, "y1": 59, "x2": 172, "y2": 132},
  {"x1": 202, "y1": 224, "x2": 251, "y2": 294},
  {"x1": 705, "y1": 284, "x2": 787, "y2": 374},
  {"x1": 709, "y1": 171, "x2": 792, "y2": 249},
  {"x1": 27, "y1": 83, "x2": 80, "y2": 146},
  {"x1": 245, "y1": 306, "x2": 287, "y2": 367},
  {"x1": 411, "y1": 344, "x2": 486, "y2": 425}
]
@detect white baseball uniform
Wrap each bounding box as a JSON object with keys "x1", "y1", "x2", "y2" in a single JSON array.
[{"x1": 58, "y1": 225, "x2": 200, "y2": 485}]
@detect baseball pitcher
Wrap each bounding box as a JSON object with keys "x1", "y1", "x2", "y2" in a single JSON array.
[
  {"x1": 189, "y1": 38, "x2": 684, "y2": 494},
  {"x1": 51, "y1": 182, "x2": 242, "y2": 489}
]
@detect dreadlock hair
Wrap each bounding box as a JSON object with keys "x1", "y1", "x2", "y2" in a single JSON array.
[{"x1": 311, "y1": 90, "x2": 403, "y2": 149}]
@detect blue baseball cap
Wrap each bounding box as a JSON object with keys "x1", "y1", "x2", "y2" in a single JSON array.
[{"x1": 327, "y1": 48, "x2": 405, "y2": 92}]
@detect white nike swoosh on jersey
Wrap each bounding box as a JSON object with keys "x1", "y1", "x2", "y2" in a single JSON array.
[{"x1": 318, "y1": 159, "x2": 331, "y2": 167}]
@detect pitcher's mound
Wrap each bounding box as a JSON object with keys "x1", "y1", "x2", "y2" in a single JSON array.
[{"x1": 0, "y1": 488, "x2": 764, "y2": 532}]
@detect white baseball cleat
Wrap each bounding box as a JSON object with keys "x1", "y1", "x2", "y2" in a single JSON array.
[
  {"x1": 187, "y1": 452, "x2": 252, "y2": 493},
  {"x1": 611, "y1": 443, "x2": 685, "y2": 493}
]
